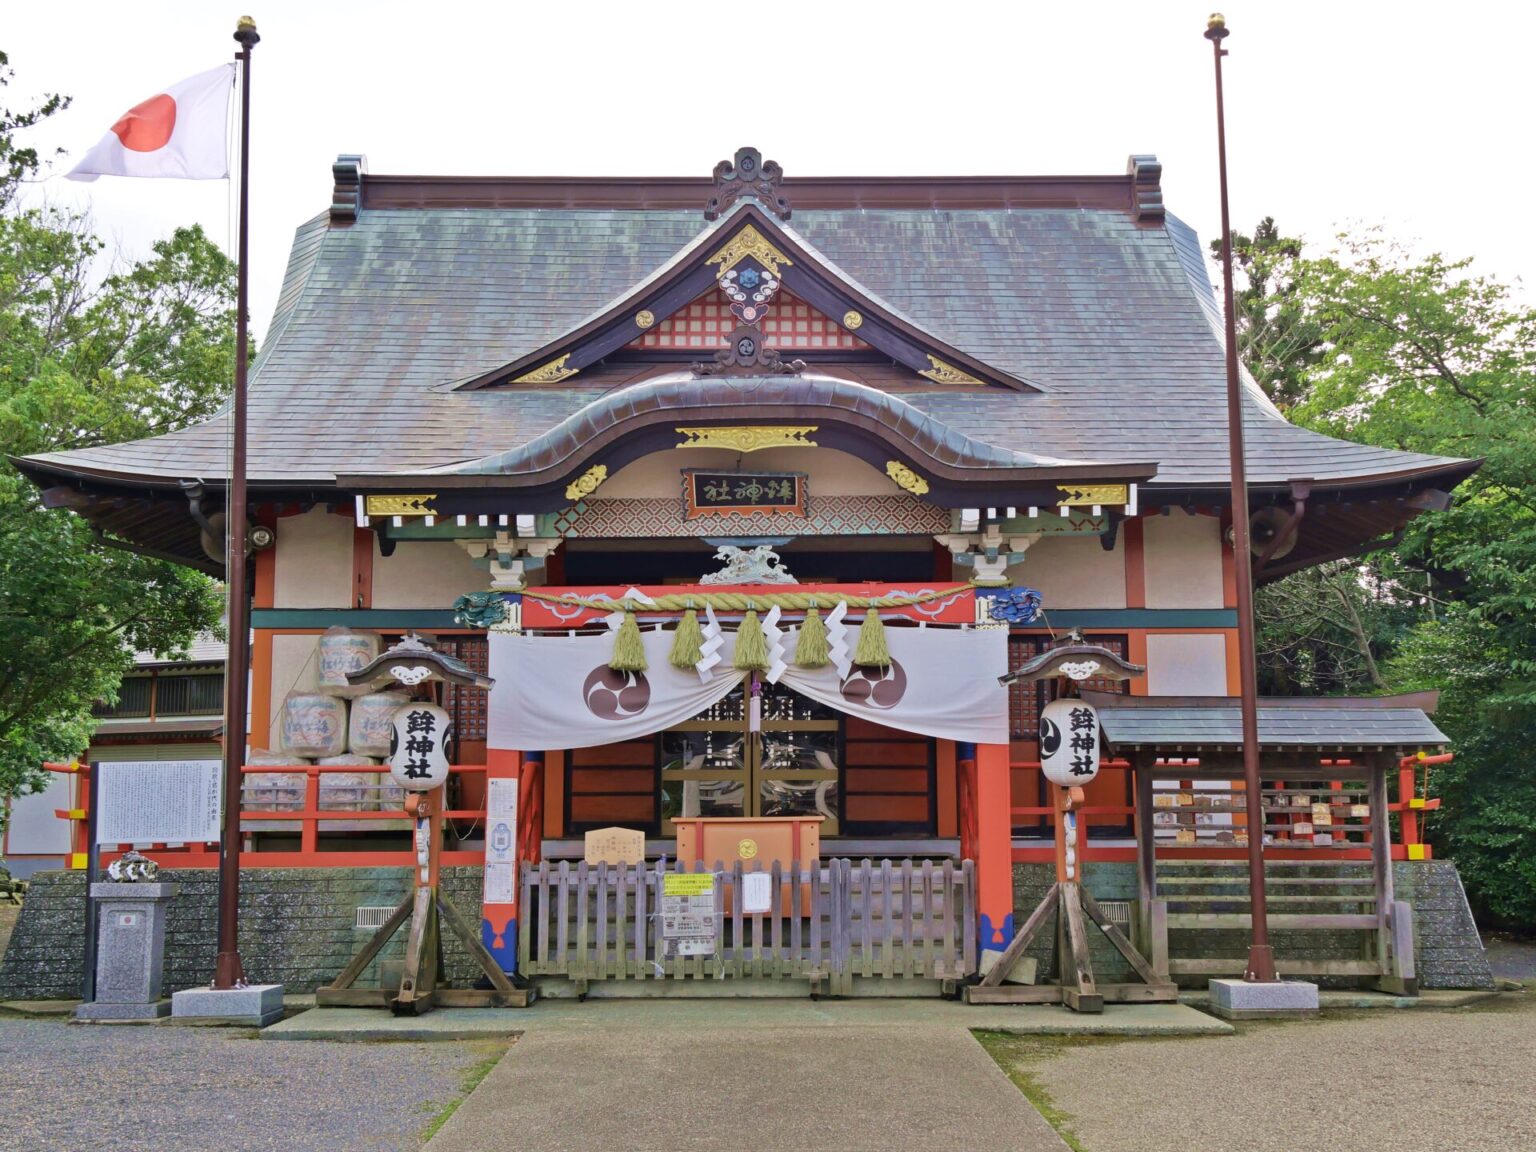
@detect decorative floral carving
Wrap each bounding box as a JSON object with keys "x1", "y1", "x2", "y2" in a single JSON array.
[
  {"x1": 706, "y1": 224, "x2": 794, "y2": 278},
  {"x1": 564, "y1": 464, "x2": 608, "y2": 502},
  {"x1": 674, "y1": 426, "x2": 818, "y2": 453},
  {"x1": 1055, "y1": 484, "x2": 1129, "y2": 506},
  {"x1": 980, "y1": 587, "x2": 1043, "y2": 624},
  {"x1": 693, "y1": 324, "x2": 805, "y2": 377},
  {"x1": 918, "y1": 355, "x2": 983, "y2": 386},
  {"x1": 512, "y1": 354, "x2": 578, "y2": 384},
  {"x1": 364, "y1": 494, "x2": 437, "y2": 517},
  {"x1": 885, "y1": 461, "x2": 930, "y2": 496}
]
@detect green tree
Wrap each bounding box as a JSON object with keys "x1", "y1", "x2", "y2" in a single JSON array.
[
  {"x1": 1211, "y1": 217, "x2": 1325, "y2": 410},
  {"x1": 0, "y1": 54, "x2": 231, "y2": 805},
  {"x1": 1272, "y1": 230, "x2": 1536, "y2": 924}
]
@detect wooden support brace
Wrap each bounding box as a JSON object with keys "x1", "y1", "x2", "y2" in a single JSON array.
[
  {"x1": 978, "y1": 883, "x2": 1058, "y2": 988},
  {"x1": 1060, "y1": 882, "x2": 1102, "y2": 1013},
  {"x1": 1081, "y1": 886, "x2": 1167, "y2": 989},
  {"x1": 321, "y1": 892, "x2": 413, "y2": 993}
]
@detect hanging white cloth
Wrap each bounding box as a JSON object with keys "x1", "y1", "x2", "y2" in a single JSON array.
[
  {"x1": 488, "y1": 629, "x2": 744, "y2": 752},
  {"x1": 776, "y1": 625, "x2": 1009, "y2": 744}
]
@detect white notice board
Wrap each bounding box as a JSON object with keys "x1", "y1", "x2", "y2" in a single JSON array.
[
  {"x1": 96, "y1": 760, "x2": 222, "y2": 845},
  {"x1": 482, "y1": 777, "x2": 518, "y2": 905}
]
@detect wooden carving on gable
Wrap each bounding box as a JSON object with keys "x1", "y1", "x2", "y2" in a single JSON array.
[{"x1": 704, "y1": 146, "x2": 791, "y2": 221}]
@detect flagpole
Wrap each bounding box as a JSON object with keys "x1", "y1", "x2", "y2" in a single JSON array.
[
  {"x1": 1204, "y1": 13, "x2": 1277, "y2": 984},
  {"x1": 215, "y1": 14, "x2": 259, "y2": 991}
]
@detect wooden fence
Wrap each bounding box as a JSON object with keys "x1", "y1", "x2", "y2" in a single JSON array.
[{"x1": 518, "y1": 858, "x2": 975, "y2": 993}]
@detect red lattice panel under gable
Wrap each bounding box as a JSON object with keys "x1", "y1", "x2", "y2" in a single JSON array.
[{"x1": 628, "y1": 290, "x2": 870, "y2": 351}]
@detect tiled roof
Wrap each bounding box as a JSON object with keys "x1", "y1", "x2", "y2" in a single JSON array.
[
  {"x1": 21, "y1": 196, "x2": 1470, "y2": 491},
  {"x1": 1095, "y1": 697, "x2": 1449, "y2": 750}
]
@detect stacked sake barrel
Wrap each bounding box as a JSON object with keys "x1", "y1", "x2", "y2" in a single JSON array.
[{"x1": 248, "y1": 628, "x2": 412, "y2": 825}]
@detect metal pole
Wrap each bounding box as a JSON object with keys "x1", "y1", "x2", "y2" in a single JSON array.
[
  {"x1": 214, "y1": 15, "x2": 260, "y2": 990},
  {"x1": 81, "y1": 763, "x2": 102, "y2": 1002},
  {"x1": 1205, "y1": 12, "x2": 1276, "y2": 983}
]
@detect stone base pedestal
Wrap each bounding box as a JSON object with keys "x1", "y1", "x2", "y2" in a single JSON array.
[
  {"x1": 73, "y1": 999, "x2": 172, "y2": 1022},
  {"x1": 1208, "y1": 977, "x2": 1320, "y2": 1019},
  {"x1": 171, "y1": 984, "x2": 285, "y2": 1027}
]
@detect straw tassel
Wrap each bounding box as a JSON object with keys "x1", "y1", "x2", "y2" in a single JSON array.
[
  {"x1": 795, "y1": 606, "x2": 830, "y2": 668},
  {"x1": 853, "y1": 608, "x2": 891, "y2": 668},
  {"x1": 733, "y1": 610, "x2": 770, "y2": 671},
  {"x1": 669, "y1": 608, "x2": 704, "y2": 669},
  {"x1": 609, "y1": 611, "x2": 648, "y2": 671}
]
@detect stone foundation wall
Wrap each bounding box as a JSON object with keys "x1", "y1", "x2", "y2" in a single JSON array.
[
  {"x1": 0, "y1": 867, "x2": 487, "y2": 1000},
  {"x1": 1010, "y1": 859, "x2": 1495, "y2": 990}
]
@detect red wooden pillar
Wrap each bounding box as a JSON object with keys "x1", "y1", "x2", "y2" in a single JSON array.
[
  {"x1": 973, "y1": 742, "x2": 1014, "y2": 956},
  {"x1": 481, "y1": 746, "x2": 522, "y2": 971}
]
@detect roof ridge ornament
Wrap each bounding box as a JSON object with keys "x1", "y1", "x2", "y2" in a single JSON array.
[{"x1": 704, "y1": 146, "x2": 791, "y2": 221}]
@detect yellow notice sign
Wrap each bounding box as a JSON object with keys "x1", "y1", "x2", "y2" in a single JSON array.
[{"x1": 663, "y1": 873, "x2": 714, "y2": 897}]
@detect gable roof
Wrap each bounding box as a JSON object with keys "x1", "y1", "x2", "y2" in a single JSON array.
[{"x1": 14, "y1": 154, "x2": 1478, "y2": 577}]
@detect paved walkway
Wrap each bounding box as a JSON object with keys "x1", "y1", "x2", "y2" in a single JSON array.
[{"x1": 423, "y1": 1000, "x2": 1082, "y2": 1151}]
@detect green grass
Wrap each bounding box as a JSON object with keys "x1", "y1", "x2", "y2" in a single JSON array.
[
  {"x1": 419, "y1": 1040, "x2": 511, "y2": 1144},
  {"x1": 973, "y1": 1031, "x2": 1090, "y2": 1151}
]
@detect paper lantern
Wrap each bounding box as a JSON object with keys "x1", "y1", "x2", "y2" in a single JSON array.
[
  {"x1": 1039, "y1": 698, "x2": 1100, "y2": 787},
  {"x1": 387, "y1": 702, "x2": 453, "y2": 793}
]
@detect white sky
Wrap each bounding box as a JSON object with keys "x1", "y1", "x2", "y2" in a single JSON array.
[{"x1": 6, "y1": 1, "x2": 1533, "y2": 344}]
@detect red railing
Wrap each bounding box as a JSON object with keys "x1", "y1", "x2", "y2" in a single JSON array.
[{"x1": 45, "y1": 761, "x2": 487, "y2": 869}]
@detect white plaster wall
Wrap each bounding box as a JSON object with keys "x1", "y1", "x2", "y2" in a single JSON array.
[
  {"x1": 272, "y1": 508, "x2": 353, "y2": 608},
  {"x1": 371, "y1": 539, "x2": 489, "y2": 609},
  {"x1": 1145, "y1": 633, "x2": 1230, "y2": 696},
  {"x1": 266, "y1": 632, "x2": 322, "y2": 750},
  {"x1": 1144, "y1": 513, "x2": 1226, "y2": 609},
  {"x1": 1007, "y1": 533, "x2": 1126, "y2": 610},
  {"x1": 596, "y1": 447, "x2": 901, "y2": 499}
]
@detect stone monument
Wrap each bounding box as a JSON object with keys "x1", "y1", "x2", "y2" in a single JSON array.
[{"x1": 74, "y1": 854, "x2": 179, "y2": 1022}]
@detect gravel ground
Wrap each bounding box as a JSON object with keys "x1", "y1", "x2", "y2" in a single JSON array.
[
  {"x1": 1006, "y1": 995, "x2": 1536, "y2": 1152},
  {"x1": 0, "y1": 1017, "x2": 507, "y2": 1152},
  {"x1": 1484, "y1": 935, "x2": 1536, "y2": 983}
]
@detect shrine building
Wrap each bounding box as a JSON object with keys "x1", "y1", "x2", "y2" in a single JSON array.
[{"x1": 9, "y1": 149, "x2": 1494, "y2": 1001}]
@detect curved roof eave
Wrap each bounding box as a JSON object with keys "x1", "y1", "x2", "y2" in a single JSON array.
[{"x1": 344, "y1": 372, "x2": 1155, "y2": 493}]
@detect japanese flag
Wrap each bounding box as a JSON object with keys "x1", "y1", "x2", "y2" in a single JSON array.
[{"x1": 66, "y1": 65, "x2": 234, "y2": 182}]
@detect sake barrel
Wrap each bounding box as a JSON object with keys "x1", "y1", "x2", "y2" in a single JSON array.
[
  {"x1": 280, "y1": 692, "x2": 348, "y2": 759},
  {"x1": 316, "y1": 754, "x2": 380, "y2": 811},
  {"x1": 244, "y1": 749, "x2": 307, "y2": 811},
  {"x1": 349, "y1": 691, "x2": 409, "y2": 758},
  {"x1": 316, "y1": 627, "x2": 380, "y2": 698}
]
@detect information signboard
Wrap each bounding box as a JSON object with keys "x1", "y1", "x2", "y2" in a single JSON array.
[
  {"x1": 683, "y1": 471, "x2": 806, "y2": 519},
  {"x1": 660, "y1": 872, "x2": 717, "y2": 957},
  {"x1": 483, "y1": 777, "x2": 518, "y2": 904},
  {"x1": 95, "y1": 760, "x2": 222, "y2": 845}
]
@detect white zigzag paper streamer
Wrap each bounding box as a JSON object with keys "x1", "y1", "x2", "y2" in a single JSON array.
[
  {"x1": 825, "y1": 600, "x2": 852, "y2": 679},
  {"x1": 695, "y1": 602, "x2": 725, "y2": 682},
  {"x1": 761, "y1": 604, "x2": 787, "y2": 683}
]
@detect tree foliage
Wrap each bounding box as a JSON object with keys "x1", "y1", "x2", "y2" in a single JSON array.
[
  {"x1": 0, "y1": 54, "x2": 231, "y2": 804},
  {"x1": 1228, "y1": 221, "x2": 1536, "y2": 925}
]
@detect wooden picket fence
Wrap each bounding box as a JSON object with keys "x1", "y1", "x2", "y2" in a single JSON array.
[{"x1": 518, "y1": 858, "x2": 975, "y2": 992}]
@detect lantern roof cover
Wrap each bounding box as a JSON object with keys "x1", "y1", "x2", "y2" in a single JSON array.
[
  {"x1": 999, "y1": 644, "x2": 1146, "y2": 686},
  {"x1": 345, "y1": 633, "x2": 494, "y2": 691}
]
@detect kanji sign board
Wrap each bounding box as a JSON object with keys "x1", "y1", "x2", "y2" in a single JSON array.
[
  {"x1": 96, "y1": 760, "x2": 222, "y2": 845},
  {"x1": 661, "y1": 872, "x2": 717, "y2": 957}
]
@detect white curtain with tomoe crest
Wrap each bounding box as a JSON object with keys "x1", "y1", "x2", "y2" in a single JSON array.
[{"x1": 487, "y1": 624, "x2": 1010, "y2": 751}]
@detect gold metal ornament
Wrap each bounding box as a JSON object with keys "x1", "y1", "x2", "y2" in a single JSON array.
[
  {"x1": 843, "y1": 310, "x2": 863, "y2": 330},
  {"x1": 564, "y1": 465, "x2": 609, "y2": 502},
  {"x1": 635, "y1": 310, "x2": 655, "y2": 329},
  {"x1": 918, "y1": 355, "x2": 983, "y2": 386},
  {"x1": 885, "y1": 461, "x2": 930, "y2": 496},
  {"x1": 1056, "y1": 484, "x2": 1130, "y2": 506},
  {"x1": 706, "y1": 224, "x2": 794, "y2": 279},
  {"x1": 512, "y1": 354, "x2": 578, "y2": 384},
  {"x1": 675, "y1": 426, "x2": 818, "y2": 452},
  {"x1": 737, "y1": 838, "x2": 759, "y2": 860},
  {"x1": 364, "y1": 494, "x2": 437, "y2": 517}
]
